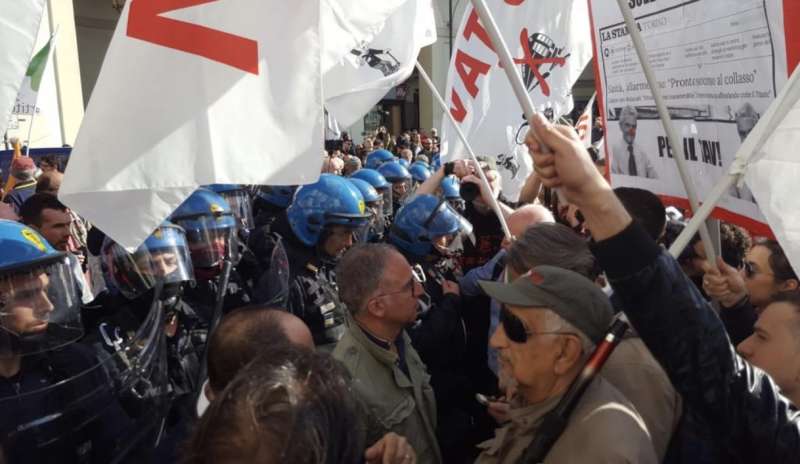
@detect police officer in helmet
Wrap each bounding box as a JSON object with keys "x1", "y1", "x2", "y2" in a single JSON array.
[
  {"x1": 0, "y1": 220, "x2": 134, "y2": 463},
  {"x1": 350, "y1": 168, "x2": 393, "y2": 225},
  {"x1": 348, "y1": 178, "x2": 386, "y2": 243},
  {"x1": 377, "y1": 161, "x2": 413, "y2": 221},
  {"x1": 252, "y1": 174, "x2": 370, "y2": 348},
  {"x1": 388, "y1": 194, "x2": 479, "y2": 463},
  {"x1": 171, "y1": 188, "x2": 251, "y2": 322}
]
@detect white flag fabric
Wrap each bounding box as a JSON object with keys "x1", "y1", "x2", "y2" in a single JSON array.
[
  {"x1": 0, "y1": 0, "x2": 46, "y2": 136},
  {"x1": 440, "y1": 0, "x2": 592, "y2": 201},
  {"x1": 324, "y1": 0, "x2": 436, "y2": 127},
  {"x1": 744, "y1": 65, "x2": 800, "y2": 274},
  {"x1": 321, "y1": 0, "x2": 409, "y2": 74},
  {"x1": 576, "y1": 93, "x2": 595, "y2": 148},
  {"x1": 60, "y1": 0, "x2": 323, "y2": 250}
]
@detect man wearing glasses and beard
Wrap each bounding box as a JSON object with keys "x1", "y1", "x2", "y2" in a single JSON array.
[
  {"x1": 334, "y1": 244, "x2": 441, "y2": 464},
  {"x1": 474, "y1": 266, "x2": 657, "y2": 464}
]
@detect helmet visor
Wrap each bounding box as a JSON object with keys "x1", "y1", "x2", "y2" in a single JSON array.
[
  {"x1": 220, "y1": 190, "x2": 255, "y2": 233},
  {"x1": 175, "y1": 216, "x2": 237, "y2": 268},
  {"x1": 425, "y1": 200, "x2": 474, "y2": 238},
  {"x1": 392, "y1": 179, "x2": 413, "y2": 204},
  {"x1": 355, "y1": 199, "x2": 386, "y2": 242},
  {"x1": 379, "y1": 186, "x2": 393, "y2": 217},
  {"x1": 0, "y1": 257, "x2": 82, "y2": 356}
]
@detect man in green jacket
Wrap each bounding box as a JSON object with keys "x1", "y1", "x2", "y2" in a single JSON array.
[{"x1": 334, "y1": 243, "x2": 442, "y2": 464}]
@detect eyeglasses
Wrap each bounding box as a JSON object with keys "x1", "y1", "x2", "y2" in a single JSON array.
[
  {"x1": 371, "y1": 264, "x2": 426, "y2": 300},
  {"x1": 499, "y1": 306, "x2": 574, "y2": 344},
  {"x1": 741, "y1": 261, "x2": 773, "y2": 279}
]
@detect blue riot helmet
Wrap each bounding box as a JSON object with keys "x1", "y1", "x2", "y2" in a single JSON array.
[
  {"x1": 350, "y1": 168, "x2": 393, "y2": 217},
  {"x1": 409, "y1": 163, "x2": 432, "y2": 186},
  {"x1": 0, "y1": 220, "x2": 82, "y2": 355},
  {"x1": 388, "y1": 194, "x2": 473, "y2": 258},
  {"x1": 365, "y1": 149, "x2": 396, "y2": 169},
  {"x1": 287, "y1": 174, "x2": 371, "y2": 251},
  {"x1": 398, "y1": 158, "x2": 410, "y2": 168},
  {"x1": 377, "y1": 161, "x2": 413, "y2": 205},
  {"x1": 348, "y1": 178, "x2": 385, "y2": 241},
  {"x1": 101, "y1": 222, "x2": 194, "y2": 301},
  {"x1": 206, "y1": 184, "x2": 255, "y2": 234},
  {"x1": 441, "y1": 175, "x2": 465, "y2": 213},
  {"x1": 171, "y1": 188, "x2": 238, "y2": 269},
  {"x1": 256, "y1": 185, "x2": 297, "y2": 209}
]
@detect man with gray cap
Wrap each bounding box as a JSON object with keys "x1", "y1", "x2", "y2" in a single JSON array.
[{"x1": 474, "y1": 266, "x2": 656, "y2": 463}]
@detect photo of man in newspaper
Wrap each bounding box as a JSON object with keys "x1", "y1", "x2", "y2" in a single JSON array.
[{"x1": 611, "y1": 106, "x2": 658, "y2": 179}]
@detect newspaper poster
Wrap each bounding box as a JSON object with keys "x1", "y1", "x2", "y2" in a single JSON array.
[{"x1": 589, "y1": 0, "x2": 797, "y2": 233}]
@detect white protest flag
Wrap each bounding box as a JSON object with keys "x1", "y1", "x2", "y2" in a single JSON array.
[
  {"x1": 743, "y1": 65, "x2": 800, "y2": 273},
  {"x1": 576, "y1": 93, "x2": 595, "y2": 148},
  {"x1": 440, "y1": 0, "x2": 592, "y2": 201},
  {"x1": 0, "y1": 0, "x2": 46, "y2": 137},
  {"x1": 60, "y1": 0, "x2": 323, "y2": 250},
  {"x1": 321, "y1": 0, "x2": 409, "y2": 74},
  {"x1": 324, "y1": 0, "x2": 437, "y2": 127}
]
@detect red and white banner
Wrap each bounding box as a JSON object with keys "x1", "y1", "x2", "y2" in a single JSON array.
[
  {"x1": 60, "y1": 0, "x2": 323, "y2": 250},
  {"x1": 440, "y1": 0, "x2": 593, "y2": 201},
  {"x1": 589, "y1": 0, "x2": 800, "y2": 235}
]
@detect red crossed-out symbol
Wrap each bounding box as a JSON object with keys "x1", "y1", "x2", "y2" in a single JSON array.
[
  {"x1": 511, "y1": 28, "x2": 566, "y2": 97},
  {"x1": 127, "y1": 0, "x2": 259, "y2": 75}
]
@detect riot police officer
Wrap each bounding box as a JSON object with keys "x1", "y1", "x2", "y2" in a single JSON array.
[
  {"x1": 377, "y1": 160, "x2": 413, "y2": 220},
  {"x1": 350, "y1": 168, "x2": 393, "y2": 224},
  {"x1": 409, "y1": 162, "x2": 432, "y2": 188},
  {"x1": 365, "y1": 148, "x2": 396, "y2": 170},
  {"x1": 387, "y1": 194, "x2": 479, "y2": 463},
  {"x1": 348, "y1": 178, "x2": 386, "y2": 243},
  {"x1": 251, "y1": 185, "x2": 297, "y2": 229},
  {"x1": 441, "y1": 175, "x2": 466, "y2": 213},
  {"x1": 0, "y1": 220, "x2": 148, "y2": 463},
  {"x1": 171, "y1": 188, "x2": 251, "y2": 322},
  {"x1": 251, "y1": 174, "x2": 370, "y2": 348},
  {"x1": 204, "y1": 184, "x2": 255, "y2": 238}
]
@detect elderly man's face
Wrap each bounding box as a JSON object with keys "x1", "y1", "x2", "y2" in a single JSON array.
[
  {"x1": 0, "y1": 271, "x2": 54, "y2": 336},
  {"x1": 737, "y1": 302, "x2": 800, "y2": 399},
  {"x1": 490, "y1": 305, "x2": 574, "y2": 404},
  {"x1": 620, "y1": 114, "x2": 637, "y2": 145}
]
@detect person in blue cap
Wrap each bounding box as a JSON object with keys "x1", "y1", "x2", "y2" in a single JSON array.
[
  {"x1": 250, "y1": 174, "x2": 370, "y2": 348},
  {"x1": 0, "y1": 220, "x2": 137, "y2": 463},
  {"x1": 387, "y1": 194, "x2": 479, "y2": 463},
  {"x1": 377, "y1": 160, "x2": 412, "y2": 219},
  {"x1": 171, "y1": 188, "x2": 251, "y2": 322}
]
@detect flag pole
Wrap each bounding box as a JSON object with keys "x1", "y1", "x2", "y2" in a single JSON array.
[
  {"x1": 614, "y1": 0, "x2": 716, "y2": 266},
  {"x1": 415, "y1": 61, "x2": 512, "y2": 240},
  {"x1": 24, "y1": 107, "x2": 37, "y2": 157},
  {"x1": 468, "y1": 0, "x2": 548, "y2": 152},
  {"x1": 24, "y1": 27, "x2": 58, "y2": 157},
  {"x1": 669, "y1": 65, "x2": 800, "y2": 257}
]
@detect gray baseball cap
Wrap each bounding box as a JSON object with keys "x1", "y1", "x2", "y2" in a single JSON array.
[{"x1": 479, "y1": 265, "x2": 613, "y2": 343}]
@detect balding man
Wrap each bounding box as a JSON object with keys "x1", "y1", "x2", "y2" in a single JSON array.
[
  {"x1": 36, "y1": 170, "x2": 63, "y2": 195},
  {"x1": 200, "y1": 306, "x2": 313, "y2": 415},
  {"x1": 459, "y1": 204, "x2": 555, "y2": 394}
]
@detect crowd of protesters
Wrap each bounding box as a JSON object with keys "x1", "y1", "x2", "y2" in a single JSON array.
[{"x1": 1, "y1": 117, "x2": 799, "y2": 464}]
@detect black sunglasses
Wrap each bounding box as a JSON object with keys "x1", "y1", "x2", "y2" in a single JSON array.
[{"x1": 499, "y1": 306, "x2": 573, "y2": 344}]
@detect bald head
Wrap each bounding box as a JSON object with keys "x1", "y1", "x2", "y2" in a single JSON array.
[
  {"x1": 399, "y1": 149, "x2": 413, "y2": 162},
  {"x1": 207, "y1": 307, "x2": 313, "y2": 394},
  {"x1": 36, "y1": 170, "x2": 63, "y2": 195},
  {"x1": 503, "y1": 204, "x2": 555, "y2": 249}
]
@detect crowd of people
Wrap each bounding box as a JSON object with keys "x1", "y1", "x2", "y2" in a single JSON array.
[{"x1": 1, "y1": 118, "x2": 799, "y2": 464}]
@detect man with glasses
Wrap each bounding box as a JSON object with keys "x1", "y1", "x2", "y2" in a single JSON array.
[
  {"x1": 334, "y1": 244, "x2": 442, "y2": 464},
  {"x1": 475, "y1": 266, "x2": 656, "y2": 463}
]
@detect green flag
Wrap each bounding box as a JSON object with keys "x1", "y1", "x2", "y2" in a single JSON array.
[{"x1": 25, "y1": 36, "x2": 52, "y2": 93}]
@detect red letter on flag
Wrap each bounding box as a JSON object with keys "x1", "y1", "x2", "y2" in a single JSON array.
[{"x1": 127, "y1": 0, "x2": 259, "y2": 75}]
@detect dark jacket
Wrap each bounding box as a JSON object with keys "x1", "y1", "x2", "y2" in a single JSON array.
[
  {"x1": 591, "y1": 221, "x2": 800, "y2": 463},
  {"x1": 719, "y1": 297, "x2": 758, "y2": 346}
]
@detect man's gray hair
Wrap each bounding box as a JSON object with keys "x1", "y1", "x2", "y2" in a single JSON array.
[
  {"x1": 507, "y1": 223, "x2": 599, "y2": 280},
  {"x1": 336, "y1": 243, "x2": 398, "y2": 316},
  {"x1": 619, "y1": 106, "x2": 638, "y2": 124},
  {"x1": 541, "y1": 309, "x2": 595, "y2": 356}
]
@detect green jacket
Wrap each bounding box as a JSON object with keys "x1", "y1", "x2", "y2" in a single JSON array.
[{"x1": 333, "y1": 324, "x2": 442, "y2": 464}]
